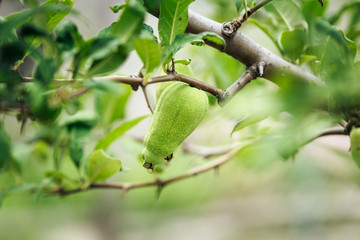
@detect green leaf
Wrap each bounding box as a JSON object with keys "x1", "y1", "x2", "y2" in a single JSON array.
[
  {"x1": 87, "y1": 37, "x2": 120, "y2": 60},
  {"x1": 162, "y1": 32, "x2": 225, "y2": 64},
  {"x1": 95, "y1": 84, "x2": 132, "y2": 127},
  {"x1": 0, "y1": 41, "x2": 28, "y2": 67},
  {"x1": 61, "y1": 111, "x2": 97, "y2": 168},
  {"x1": 299, "y1": 55, "x2": 317, "y2": 65},
  {"x1": 44, "y1": 170, "x2": 80, "y2": 189},
  {"x1": 265, "y1": 0, "x2": 307, "y2": 30},
  {"x1": 110, "y1": 0, "x2": 146, "y2": 44},
  {"x1": 301, "y1": 0, "x2": 326, "y2": 22},
  {"x1": 275, "y1": 115, "x2": 334, "y2": 160},
  {"x1": 60, "y1": 110, "x2": 99, "y2": 128},
  {"x1": 247, "y1": 19, "x2": 283, "y2": 56},
  {"x1": 280, "y1": 28, "x2": 307, "y2": 61},
  {"x1": 86, "y1": 47, "x2": 128, "y2": 77},
  {"x1": 317, "y1": 22, "x2": 357, "y2": 85},
  {"x1": 86, "y1": 149, "x2": 121, "y2": 182},
  {"x1": 42, "y1": 0, "x2": 74, "y2": 32},
  {"x1": 74, "y1": 1, "x2": 145, "y2": 77},
  {"x1": 72, "y1": 36, "x2": 126, "y2": 78},
  {"x1": 109, "y1": 4, "x2": 126, "y2": 13},
  {"x1": 34, "y1": 58, "x2": 56, "y2": 87},
  {"x1": 11, "y1": 0, "x2": 74, "y2": 63},
  {"x1": 236, "y1": 140, "x2": 279, "y2": 170},
  {"x1": 158, "y1": 0, "x2": 194, "y2": 46},
  {"x1": 95, "y1": 115, "x2": 149, "y2": 150},
  {"x1": 195, "y1": 46, "x2": 245, "y2": 90},
  {"x1": 135, "y1": 37, "x2": 162, "y2": 79},
  {"x1": 55, "y1": 20, "x2": 84, "y2": 51},
  {"x1": 233, "y1": 0, "x2": 243, "y2": 15},
  {"x1": 0, "y1": 184, "x2": 37, "y2": 208},
  {"x1": 18, "y1": 23, "x2": 49, "y2": 40},
  {"x1": 143, "y1": 0, "x2": 162, "y2": 16},
  {"x1": 84, "y1": 79, "x2": 125, "y2": 93},
  {"x1": 316, "y1": 19, "x2": 357, "y2": 60},
  {"x1": 69, "y1": 125, "x2": 91, "y2": 168},
  {"x1": 231, "y1": 113, "x2": 270, "y2": 135},
  {"x1": 0, "y1": 8, "x2": 39, "y2": 43},
  {"x1": 0, "y1": 125, "x2": 11, "y2": 169}
]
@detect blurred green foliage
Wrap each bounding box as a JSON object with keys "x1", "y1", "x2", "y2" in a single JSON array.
[{"x1": 0, "y1": 4, "x2": 359, "y2": 238}]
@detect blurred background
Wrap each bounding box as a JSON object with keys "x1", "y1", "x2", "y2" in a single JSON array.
[{"x1": 1, "y1": 0, "x2": 360, "y2": 240}]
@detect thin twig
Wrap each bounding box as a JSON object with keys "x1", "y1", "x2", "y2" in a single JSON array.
[
  {"x1": 70, "y1": 88, "x2": 89, "y2": 99},
  {"x1": 48, "y1": 146, "x2": 241, "y2": 197},
  {"x1": 148, "y1": 74, "x2": 226, "y2": 98},
  {"x1": 222, "y1": 0, "x2": 273, "y2": 37},
  {"x1": 21, "y1": 74, "x2": 226, "y2": 101},
  {"x1": 0, "y1": 104, "x2": 29, "y2": 111},
  {"x1": 141, "y1": 86, "x2": 154, "y2": 114},
  {"x1": 309, "y1": 127, "x2": 347, "y2": 144},
  {"x1": 218, "y1": 63, "x2": 264, "y2": 106},
  {"x1": 21, "y1": 76, "x2": 76, "y2": 82},
  {"x1": 338, "y1": 120, "x2": 348, "y2": 129}
]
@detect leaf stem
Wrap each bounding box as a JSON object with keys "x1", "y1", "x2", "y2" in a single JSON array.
[{"x1": 141, "y1": 86, "x2": 154, "y2": 114}]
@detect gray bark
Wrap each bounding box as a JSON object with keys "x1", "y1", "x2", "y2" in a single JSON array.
[{"x1": 186, "y1": 10, "x2": 321, "y2": 85}]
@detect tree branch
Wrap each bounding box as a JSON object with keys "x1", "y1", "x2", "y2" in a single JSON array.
[
  {"x1": 218, "y1": 62, "x2": 265, "y2": 106},
  {"x1": 147, "y1": 73, "x2": 225, "y2": 98},
  {"x1": 308, "y1": 127, "x2": 347, "y2": 146},
  {"x1": 186, "y1": 10, "x2": 321, "y2": 85},
  {"x1": 21, "y1": 74, "x2": 227, "y2": 101},
  {"x1": 48, "y1": 146, "x2": 241, "y2": 197},
  {"x1": 20, "y1": 9, "x2": 323, "y2": 106},
  {"x1": 222, "y1": 0, "x2": 273, "y2": 37}
]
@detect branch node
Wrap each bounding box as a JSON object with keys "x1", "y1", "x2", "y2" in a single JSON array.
[
  {"x1": 257, "y1": 61, "x2": 266, "y2": 77},
  {"x1": 221, "y1": 22, "x2": 237, "y2": 38},
  {"x1": 155, "y1": 185, "x2": 164, "y2": 199},
  {"x1": 155, "y1": 178, "x2": 165, "y2": 187},
  {"x1": 246, "y1": 64, "x2": 259, "y2": 79},
  {"x1": 121, "y1": 187, "x2": 128, "y2": 198}
]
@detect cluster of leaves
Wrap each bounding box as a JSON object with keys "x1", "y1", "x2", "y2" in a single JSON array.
[
  {"x1": 0, "y1": 0, "x2": 226, "y2": 203},
  {"x1": 0, "y1": 0, "x2": 359, "y2": 204},
  {"x1": 221, "y1": 0, "x2": 360, "y2": 160}
]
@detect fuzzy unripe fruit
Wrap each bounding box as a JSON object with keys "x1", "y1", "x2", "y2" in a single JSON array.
[
  {"x1": 156, "y1": 63, "x2": 194, "y2": 101},
  {"x1": 350, "y1": 127, "x2": 360, "y2": 168},
  {"x1": 142, "y1": 82, "x2": 208, "y2": 172}
]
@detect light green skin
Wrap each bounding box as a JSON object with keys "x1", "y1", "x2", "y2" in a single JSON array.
[
  {"x1": 156, "y1": 63, "x2": 195, "y2": 101},
  {"x1": 350, "y1": 128, "x2": 360, "y2": 168},
  {"x1": 156, "y1": 81, "x2": 174, "y2": 101},
  {"x1": 142, "y1": 82, "x2": 209, "y2": 170}
]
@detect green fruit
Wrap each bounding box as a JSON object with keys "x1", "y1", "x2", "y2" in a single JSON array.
[
  {"x1": 142, "y1": 82, "x2": 209, "y2": 171},
  {"x1": 350, "y1": 127, "x2": 360, "y2": 168},
  {"x1": 156, "y1": 81, "x2": 174, "y2": 101},
  {"x1": 156, "y1": 63, "x2": 194, "y2": 101}
]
